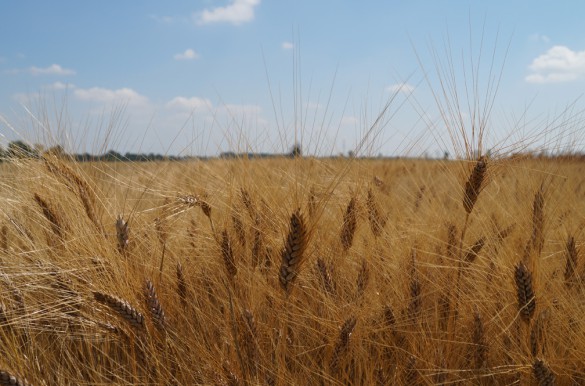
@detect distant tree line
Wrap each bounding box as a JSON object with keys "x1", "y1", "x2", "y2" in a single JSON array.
[
  {"x1": 0, "y1": 141, "x2": 196, "y2": 162},
  {"x1": 2, "y1": 140, "x2": 584, "y2": 161},
  {"x1": 0, "y1": 141, "x2": 306, "y2": 162}
]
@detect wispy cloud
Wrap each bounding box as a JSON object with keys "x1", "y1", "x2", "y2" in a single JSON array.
[
  {"x1": 174, "y1": 48, "x2": 199, "y2": 61},
  {"x1": 74, "y1": 87, "x2": 149, "y2": 106},
  {"x1": 529, "y1": 33, "x2": 551, "y2": 44},
  {"x1": 166, "y1": 96, "x2": 212, "y2": 111},
  {"x1": 49, "y1": 81, "x2": 75, "y2": 90},
  {"x1": 196, "y1": 0, "x2": 261, "y2": 26},
  {"x1": 282, "y1": 41, "x2": 293, "y2": 50},
  {"x1": 7, "y1": 64, "x2": 76, "y2": 76},
  {"x1": 341, "y1": 116, "x2": 358, "y2": 126},
  {"x1": 386, "y1": 83, "x2": 415, "y2": 93},
  {"x1": 11, "y1": 81, "x2": 76, "y2": 103},
  {"x1": 525, "y1": 45, "x2": 585, "y2": 83}
]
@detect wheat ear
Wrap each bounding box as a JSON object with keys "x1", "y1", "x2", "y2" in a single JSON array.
[
  {"x1": 144, "y1": 279, "x2": 166, "y2": 331},
  {"x1": 279, "y1": 209, "x2": 307, "y2": 294},
  {"x1": 317, "y1": 257, "x2": 335, "y2": 295},
  {"x1": 329, "y1": 316, "x2": 357, "y2": 373},
  {"x1": 93, "y1": 291, "x2": 145, "y2": 330},
  {"x1": 463, "y1": 156, "x2": 487, "y2": 214},
  {"x1": 366, "y1": 188, "x2": 386, "y2": 237},
  {"x1": 33, "y1": 193, "x2": 64, "y2": 239},
  {"x1": 514, "y1": 261, "x2": 536, "y2": 322},
  {"x1": 471, "y1": 308, "x2": 487, "y2": 369},
  {"x1": 533, "y1": 359, "x2": 555, "y2": 386},
  {"x1": 564, "y1": 236, "x2": 578, "y2": 285},
  {"x1": 0, "y1": 370, "x2": 32, "y2": 386},
  {"x1": 464, "y1": 237, "x2": 486, "y2": 263},
  {"x1": 221, "y1": 229, "x2": 237, "y2": 278},
  {"x1": 340, "y1": 196, "x2": 358, "y2": 251},
  {"x1": 531, "y1": 187, "x2": 545, "y2": 256},
  {"x1": 115, "y1": 215, "x2": 130, "y2": 254}
]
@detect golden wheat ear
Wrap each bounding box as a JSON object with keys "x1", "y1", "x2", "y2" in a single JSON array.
[
  {"x1": 144, "y1": 279, "x2": 166, "y2": 331},
  {"x1": 463, "y1": 156, "x2": 487, "y2": 214},
  {"x1": 329, "y1": 316, "x2": 357, "y2": 374},
  {"x1": 514, "y1": 261, "x2": 536, "y2": 322},
  {"x1": 340, "y1": 196, "x2": 358, "y2": 251},
  {"x1": 221, "y1": 229, "x2": 237, "y2": 279},
  {"x1": 93, "y1": 291, "x2": 145, "y2": 330},
  {"x1": 532, "y1": 359, "x2": 555, "y2": 386},
  {"x1": 279, "y1": 209, "x2": 307, "y2": 294},
  {"x1": 115, "y1": 214, "x2": 130, "y2": 254}
]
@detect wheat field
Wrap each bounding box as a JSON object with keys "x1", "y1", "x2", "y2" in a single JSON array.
[{"x1": 0, "y1": 152, "x2": 583, "y2": 385}]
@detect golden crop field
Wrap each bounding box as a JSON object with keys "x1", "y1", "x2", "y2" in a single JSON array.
[{"x1": 0, "y1": 153, "x2": 583, "y2": 385}]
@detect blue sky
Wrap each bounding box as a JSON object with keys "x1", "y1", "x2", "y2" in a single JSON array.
[{"x1": 1, "y1": 1, "x2": 585, "y2": 157}]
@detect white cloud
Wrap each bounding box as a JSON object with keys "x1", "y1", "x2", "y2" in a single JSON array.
[
  {"x1": 196, "y1": 0, "x2": 260, "y2": 25},
  {"x1": 526, "y1": 45, "x2": 585, "y2": 83},
  {"x1": 174, "y1": 48, "x2": 199, "y2": 61},
  {"x1": 166, "y1": 96, "x2": 212, "y2": 111},
  {"x1": 49, "y1": 81, "x2": 75, "y2": 90},
  {"x1": 30, "y1": 64, "x2": 76, "y2": 76},
  {"x1": 282, "y1": 42, "x2": 293, "y2": 50},
  {"x1": 6, "y1": 64, "x2": 76, "y2": 76},
  {"x1": 74, "y1": 87, "x2": 149, "y2": 106},
  {"x1": 386, "y1": 83, "x2": 415, "y2": 93}
]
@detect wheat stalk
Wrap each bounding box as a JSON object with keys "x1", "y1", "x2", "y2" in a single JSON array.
[
  {"x1": 231, "y1": 210, "x2": 246, "y2": 247},
  {"x1": 176, "y1": 262, "x2": 187, "y2": 308},
  {"x1": 408, "y1": 250, "x2": 421, "y2": 321},
  {"x1": 564, "y1": 236, "x2": 578, "y2": 285},
  {"x1": 0, "y1": 225, "x2": 7, "y2": 253}
]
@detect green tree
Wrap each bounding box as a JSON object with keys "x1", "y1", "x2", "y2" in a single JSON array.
[{"x1": 7, "y1": 140, "x2": 37, "y2": 158}]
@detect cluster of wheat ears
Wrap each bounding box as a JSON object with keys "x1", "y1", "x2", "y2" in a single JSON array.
[{"x1": 0, "y1": 148, "x2": 582, "y2": 385}]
